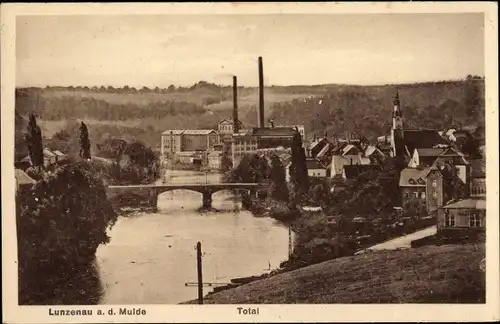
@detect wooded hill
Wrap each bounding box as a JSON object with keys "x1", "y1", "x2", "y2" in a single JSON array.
[{"x1": 14, "y1": 77, "x2": 485, "y2": 158}]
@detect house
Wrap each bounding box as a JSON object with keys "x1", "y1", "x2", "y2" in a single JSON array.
[
  {"x1": 437, "y1": 198, "x2": 486, "y2": 238},
  {"x1": 15, "y1": 169, "x2": 36, "y2": 192},
  {"x1": 160, "y1": 129, "x2": 219, "y2": 161},
  {"x1": 399, "y1": 166, "x2": 444, "y2": 214},
  {"x1": 161, "y1": 130, "x2": 184, "y2": 159},
  {"x1": 182, "y1": 130, "x2": 219, "y2": 151},
  {"x1": 53, "y1": 150, "x2": 66, "y2": 163},
  {"x1": 252, "y1": 127, "x2": 296, "y2": 149},
  {"x1": 231, "y1": 129, "x2": 258, "y2": 167},
  {"x1": 217, "y1": 119, "x2": 243, "y2": 142},
  {"x1": 208, "y1": 151, "x2": 223, "y2": 170},
  {"x1": 330, "y1": 142, "x2": 371, "y2": 178},
  {"x1": 469, "y1": 159, "x2": 486, "y2": 197},
  {"x1": 306, "y1": 158, "x2": 327, "y2": 178},
  {"x1": 408, "y1": 146, "x2": 468, "y2": 171},
  {"x1": 43, "y1": 148, "x2": 56, "y2": 167}
]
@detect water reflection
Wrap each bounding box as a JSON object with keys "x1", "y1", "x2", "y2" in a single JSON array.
[
  {"x1": 19, "y1": 258, "x2": 103, "y2": 305},
  {"x1": 19, "y1": 171, "x2": 291, "y2": 305}
]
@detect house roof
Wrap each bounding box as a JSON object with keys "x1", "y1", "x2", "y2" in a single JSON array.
[
  {"x1": 401, "y1": 129, "x2": 447, "y2": 155},
  {"x1": 183, "y1": 129, "x2": 216, "y2": 135},
  {"x1": 53, "y1": 150, "x2": 65, "y2": 156},
  {"x1": 343, "y1": 164, "x2": 381, "y2": 179},
  {"x1": 306, "y1": 158, "x2": 326, "y2": 170},
  {"x1": 252, "y1": 127, "x2": 296, "y2": 137},
  {"x1": 162, "y1": 130, "x2": 185, "y2": 135},
  {"x1": 43, "y1": 148, "x2": 55, "y2": 157},
  {"x1": 316, "y1": 143, "x2": 332, "y2": 158},
  {"x1": 442, "y1": 198, "x2": 486, "y2": 210},
  {"x1": 399, "y1": 167, "x2": 439, "y2": 187},
  {"x1": 15, "y1": 169, "x2": 36, "y2": 186},
  {"x1": 415, "y1": 148, "x2": 445, "y2": 157}
]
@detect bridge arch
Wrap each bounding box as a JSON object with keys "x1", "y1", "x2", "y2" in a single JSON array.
[{"x1": 106, "y1": 183, "x2": 261, "y2": 210}]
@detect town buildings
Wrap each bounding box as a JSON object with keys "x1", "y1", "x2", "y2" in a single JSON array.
[{"x1": 160, "y1": 129, "x2": 219, "y2": 163}]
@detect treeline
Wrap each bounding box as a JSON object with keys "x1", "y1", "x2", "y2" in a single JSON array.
[
  {"x1": 15, "y1": 88, "x2": 206, "y2": 121},
  {"x1": 269, "y1": 78, "x2": 485, "y2": 140}
]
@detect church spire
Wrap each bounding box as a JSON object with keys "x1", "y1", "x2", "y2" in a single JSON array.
[{"x1": 393, "y1": 89, "x2": 402, "y2": 118}]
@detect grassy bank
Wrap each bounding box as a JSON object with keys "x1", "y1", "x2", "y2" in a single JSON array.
[{"x1": 183, "y1": 243, "x2": 485, "y2": 304}]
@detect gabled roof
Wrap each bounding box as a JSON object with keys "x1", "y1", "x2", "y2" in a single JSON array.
[
  {"x1": 306, "y1": 158, "x2": 326, "y2": 170},
  {"x1": 43, "y1": 148, "x2": 55, "y2": 157},
  {"x1": 402, "y1": 129, "x2": 447, "y2": 155},
  {"x1": 399, "y1": 167, "x2": 441, "y2": 187},
  {"x1": 316, "y1": 143, "x2": 332, "y2": 158},
  {"x1": 252, "y1": 127, "x2": 296, "y2": 137},
  {"x1": 415, "y1": 148, "x2": 445, "y2": 157},
  {"x1": 15, "y1": 169, "x2": 36, "y2": 186},
  {"x1": 342, "y1": 144, "x2": 361, "y2": 156},
  {"x1": 441, "y1": 198, "x2": 486, "y2": 210}
]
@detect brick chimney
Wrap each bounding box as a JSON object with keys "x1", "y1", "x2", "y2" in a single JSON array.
[
  {"x1": 258, "y1": 56, "x2": 265, "y2": 128},
  {"x1": 233, "y1": 76, "x2": 239, "y2": 134}
]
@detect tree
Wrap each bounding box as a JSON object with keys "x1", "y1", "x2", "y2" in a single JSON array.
[
  {"x1": 79, "y1": 122, "x2": 91, "y2": 160},
  {"x1": 289, "y1": 128, "x2": 309, "y2": 201},
  {"x1": 465, "y1": 78, "x2": 481, "y2": 119},
  {"x1": 269, "y1": 154, "x2": 289, "y2": 202},
  {"x1": 17, "y1": 162, "x2": 118, "y2": 303},
  {"x1": 25, "y1": 113, "x2": 44, "y2": 168}
]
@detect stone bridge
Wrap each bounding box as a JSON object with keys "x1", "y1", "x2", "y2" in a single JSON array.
[{"x1": 106, "y1": 183, "x2": 260, "y2": 209}]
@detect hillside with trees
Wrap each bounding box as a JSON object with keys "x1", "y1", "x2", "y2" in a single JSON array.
[{"x1": 15, "y1": 77, "x2": 485, "y2": 157}]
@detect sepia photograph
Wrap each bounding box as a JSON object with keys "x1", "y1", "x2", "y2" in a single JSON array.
[{"x1": 2, "y1": 2, "x2": 499, "y2": 323}]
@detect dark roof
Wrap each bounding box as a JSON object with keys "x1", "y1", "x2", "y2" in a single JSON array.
[
  {"x1": 252, "y1": 127, "x2": 296, "y2": 137},
  {"x1": 415, "y1": 148, "x2": 445, "y2": 157},
  {"x1": 402, "y1": 129, "x2": 446, "y2": 155},
  {"x1": 306, "y1": 158, "x2": 326, "y2": 170},
  {"x1": 343, "y1": 164, "x2": 381, "y2": 179}
]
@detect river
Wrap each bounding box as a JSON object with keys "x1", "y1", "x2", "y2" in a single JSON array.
[{"x1": 93, "y1": 170, "x2": 292, "y2": 304}]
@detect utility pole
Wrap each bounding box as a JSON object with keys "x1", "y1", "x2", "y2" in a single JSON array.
[{"x1": 196, "y1": 241, "x2": 203, "y2": 304}]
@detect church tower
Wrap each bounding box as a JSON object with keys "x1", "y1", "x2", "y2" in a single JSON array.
[
  {"x1": 390, "y1": 90, "x2": 405, "y2": 159},
  {"x1": 392, "y1": 90, "x2": 403, "y2": 129}
]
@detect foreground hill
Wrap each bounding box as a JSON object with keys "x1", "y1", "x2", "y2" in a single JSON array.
[{"x1": 183, "y1": 244, "x2": 485, "y2": 304}]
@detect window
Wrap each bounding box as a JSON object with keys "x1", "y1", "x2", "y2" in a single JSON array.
[
  {"x1": 432, "y1": 180, "x2": 437, "y2": 188},
  {"x1": 433, "y1": 191, "x2": 438, "y2": 198},
  {"x1": 445, "y1": 213, "x2": 456, "y2": 227},
  {"x1": 421, "y1": 191, "x2": 426, "y2": 199},
  {"x1": 415, "y1": 191, "x2": 419, "y2": 198},
  {"x1": 469, "y1": 214, "x2": 482, "y2": 227}
]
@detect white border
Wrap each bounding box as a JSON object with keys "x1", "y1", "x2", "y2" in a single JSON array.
[{"x1": 2, "y1": 2, "x2": 499, "y2": 323}]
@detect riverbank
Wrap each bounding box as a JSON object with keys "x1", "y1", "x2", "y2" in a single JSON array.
[{"x1": 182, "y1": 243, "x2": 485, "y2": 304}]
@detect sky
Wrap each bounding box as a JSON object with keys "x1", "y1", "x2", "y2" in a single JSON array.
[{"x1": 16, "y1": 13, "x2": 485, "y2": 88}]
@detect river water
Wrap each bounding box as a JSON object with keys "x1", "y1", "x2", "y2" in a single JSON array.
[{"x1": 94, "y1": 170, "x2": 292, "y2": 304}]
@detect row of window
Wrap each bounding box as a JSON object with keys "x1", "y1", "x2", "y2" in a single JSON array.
[
  {"x1": 404, "y1": 190, "x2": 440, "y2": 200},
  {"x1": 444, "y1": 213, "x2": 482, "y2": 227}
]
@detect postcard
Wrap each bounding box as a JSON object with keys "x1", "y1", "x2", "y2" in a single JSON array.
[{"x1": 1, "y1": 2, "x2": 499, "y2": 323}]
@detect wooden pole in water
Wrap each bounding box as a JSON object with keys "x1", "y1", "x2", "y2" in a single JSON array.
[{"x1": 196, "y1": 241, "x2": 203, "y2": 304}]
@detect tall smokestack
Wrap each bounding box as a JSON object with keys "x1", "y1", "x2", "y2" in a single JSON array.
[
  {"x1": 233, "y1": 76, "x2": 239, "y2": 134},
  {"x1": 258, "y1": 56, "x2": 265, "y2": 128}
]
